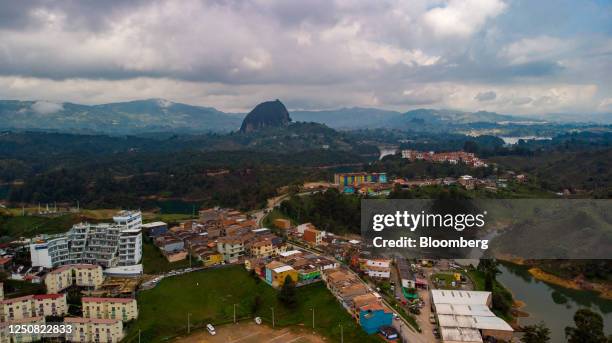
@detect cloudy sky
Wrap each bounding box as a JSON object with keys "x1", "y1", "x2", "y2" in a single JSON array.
[{"x1": 0, "y1": 0, "x2": 610, "y2": 114}]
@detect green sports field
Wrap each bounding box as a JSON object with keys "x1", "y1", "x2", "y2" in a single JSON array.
[{"x1": 124, "y1": 265, "x2": 382, "y2": 342}]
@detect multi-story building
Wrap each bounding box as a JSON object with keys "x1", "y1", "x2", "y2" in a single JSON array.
[
  {"x1": 45, "y1": 264, "x2": 104, "y2": 294},
  {"x1": 303, "y1": 228, "x2": 322, "y2": 246},
  {"x1": 334, "y1": 173, "x2": 387, "y2": 187},
  {"x1": 29, "y1": 210, "x2": 143, "y2": 269},
  {"x1": 0, "y1": 294, "x2": 67, "y2": 322},
  {"x1": 64, "y1": 317, "x2": 124, "y2": 343},
  {"x1": 216, "y1": 237, "x2": 246, "y2": 263},
  {"x1": 82, "y1": 297, "x2": 138, "y2": 322},
  {"x1": 361, "y1": 258, "x2": 391, "y2": 279}
]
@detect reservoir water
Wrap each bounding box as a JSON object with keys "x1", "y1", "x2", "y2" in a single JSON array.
[
  {"x1": 498, "y1": 263, "x2": 612, "y2": 342},
  {"x1": 500, "y1": 136, "x2": 552, "y2": 145}
]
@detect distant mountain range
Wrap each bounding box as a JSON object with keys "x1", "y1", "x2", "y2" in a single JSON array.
[
  {"x1": 1, "y1": 98, "x2": 609, "y2": 134},
  {"x1": 0, "y1": 99, "x2": 243, "y2": 134}
]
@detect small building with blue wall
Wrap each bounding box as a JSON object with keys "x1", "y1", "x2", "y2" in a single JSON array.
[{"x1": 358, "y1": 304, "x2": 393, "y2": 334}]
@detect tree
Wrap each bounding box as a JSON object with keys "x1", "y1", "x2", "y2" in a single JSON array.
[
  {"x1": 251, "y1": 295, "x2": 262, "y2": 315},
  {"x1": 278, "y1": 275, "x2": 297, "y2": 308},
  {"x1": 565, "y1": 308, "x2": 609, "y2": 343},
  {"x1": 478, "y1": 259, "x2": 500, "y2": 291},
  {"x1": 521, "y1": 322, "x2": 551, "y2": 343}
]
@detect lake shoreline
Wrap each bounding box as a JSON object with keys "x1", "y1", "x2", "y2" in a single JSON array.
[{"x1": 497, "y1": 257, "x2": 612, "y2": 300}]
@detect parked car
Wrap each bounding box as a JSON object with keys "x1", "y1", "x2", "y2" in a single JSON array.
[{"x1": 206, "y1": 324, "x2": 216, "y2": 335}]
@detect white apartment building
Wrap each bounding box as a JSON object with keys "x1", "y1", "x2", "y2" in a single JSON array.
[{"x1": 30, "y1": 211, "x2": 142, "y2": 269}]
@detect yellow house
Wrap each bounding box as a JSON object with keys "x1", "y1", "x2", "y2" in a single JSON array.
[
  {"x1": 64, "y1": 317, "x2": 124, "y2": 343},
  {"x1": 271, "y1": 265, "x2": 298, "y2": 288},
  {"x1": 250, "y1": 240, "x2": 274, "y2": 258},
  {"x1": 199, "y1": 251, "x2": 224, "y2": 267},
  {"x1": 82, "y1": 297, "x2": 138, "y2": 322}
]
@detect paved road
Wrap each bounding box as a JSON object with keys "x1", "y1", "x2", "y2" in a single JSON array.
[{"x1": 389, "y1": 264, "x2": 436, "y2": 343}]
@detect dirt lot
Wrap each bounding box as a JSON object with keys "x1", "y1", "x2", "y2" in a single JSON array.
[{"x1": 174, "y1": 322, "x2": 327, "y2": 343}]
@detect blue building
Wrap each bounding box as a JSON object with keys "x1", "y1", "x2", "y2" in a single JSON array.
[
  {"x1": 142, "y1": 221, "x2": 168, "y2": 237},
  {"x1": 359, "y1": 304, "x2": 393, "y2": 334}
]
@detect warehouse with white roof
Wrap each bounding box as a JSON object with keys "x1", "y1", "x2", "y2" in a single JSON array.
[{"x1": 431, "y1": 290, "x2": 514, "y2": 342}]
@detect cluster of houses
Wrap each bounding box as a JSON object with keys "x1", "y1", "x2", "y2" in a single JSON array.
[
  {"x1": 150, "y1": 208, "x2": 294, "y2": 268},
  {"x1": 0, "y1": 263, "x2": 138, "y2": 343},
  {"x1": 394, "y1": 171, "x2": 527, "y2": 192},
  {"x1": 245, "y1": 249, "x2": 338, "y2": 288},
  {"x1": 322, "y1": 268, "x2": 397, "y2": 338},
  {"x1": 401, "y1": 150, "x2": 488, "y2": 168}
]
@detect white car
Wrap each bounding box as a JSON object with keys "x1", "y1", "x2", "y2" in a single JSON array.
[{"x1": 206, "y1": 324, "x2": 216, "y2": 335}]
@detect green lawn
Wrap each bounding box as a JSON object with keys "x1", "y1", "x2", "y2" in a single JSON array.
[
  {"x1": 0, "y1": 214, "x2": 80, "y2": 240},
  {"x1": 141, "y1": 241, "x2": 192, "y2": 274},
  {"x1": 124, "y1": 266, "x2": 382, "y2": 343}
]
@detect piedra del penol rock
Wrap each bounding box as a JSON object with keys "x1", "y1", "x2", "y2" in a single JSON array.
[{"x1": 239, "y1": 99, "x2": 291, "y2": 133}]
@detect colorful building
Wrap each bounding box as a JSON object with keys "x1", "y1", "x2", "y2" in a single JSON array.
[
  {"x1": 264, "y1": 262, "x2": 298, "y2": 288},
  {"x1": 199, "y1": 251, "x2": 224, "y2": 267},
  {"x1": 303, "y1": 228, "x2": 322, "y2": 246},
  {"x1": 358, "y1": 303, "x2": 393, "y2": 334},
  {"x1": 334, "y1": 173, "x2": 387, "y2": 187}
]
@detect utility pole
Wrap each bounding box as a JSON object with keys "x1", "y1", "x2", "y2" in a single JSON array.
[
  {"x1": 339, "y1": 324, "x2": 343, "y2": 343},
  {"x1": 270, "y1": 307, "x2": 275, "y2": 328},
  {"x1": 187, "y1": 313, "x2": 191, "y2": 334},
  {"x1": 233, "y1": 304, "x2": 237, "y2": 324},
  {"x1": 311, "y1": 308, "x2": 315, "y2": 329}
]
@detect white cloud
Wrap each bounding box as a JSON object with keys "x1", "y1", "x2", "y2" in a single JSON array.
[
  {"x1": 599, "y1": 98, "x2": 612, "y2": 111},
  {"x1": 31, "y1": 101, "x2": 64, "y2": 114},
  {"x1": 423, "y1": 0, "x2": 507, "y2": 38},
  {"x1": 0, "y1": 0, "x2": 608, "y2": 114},
  {"x1": 500, "y1": 36, "x2": 569, "y2": 64}
]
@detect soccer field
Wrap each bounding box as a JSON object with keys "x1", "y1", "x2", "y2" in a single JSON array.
[{"x1": 124, "y1": 265, "x2": 382, "y2": 342}]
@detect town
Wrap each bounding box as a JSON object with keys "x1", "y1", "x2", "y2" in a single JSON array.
[{"x1": 0, "y1": 164, "x2": 518, "y2": 343}]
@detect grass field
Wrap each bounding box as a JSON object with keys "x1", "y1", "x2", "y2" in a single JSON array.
[
  {"x1": 124, "y1": 266, "x2": 382, "y2": 343},
  {"x1": 141, "y1": 241, "x2": 192, "y2": 274},
  {"x1": 0, "y1": 214, "x2": 80, "y2": 240}
]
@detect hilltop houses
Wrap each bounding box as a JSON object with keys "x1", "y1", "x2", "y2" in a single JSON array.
[{"x1": 401, "y1": 150, "x2": 488, "y2": 168}]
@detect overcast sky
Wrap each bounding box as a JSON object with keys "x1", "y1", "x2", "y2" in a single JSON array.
[{"x1": 0, "y1": 0, "x2": 610, "y2": 114}]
